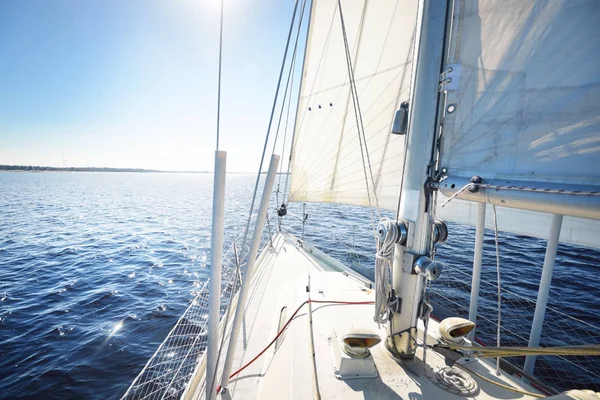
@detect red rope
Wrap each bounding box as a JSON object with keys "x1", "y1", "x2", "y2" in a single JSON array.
[{"x1": 216, "y1": 299, "x2": 374, "y2": 393}]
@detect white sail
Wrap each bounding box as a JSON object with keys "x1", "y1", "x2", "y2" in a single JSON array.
[
  {"x1": 288, "y1": 0, "x2": 417, "y2": 211},
  {"x1": 434, "y1": 0, "x2": 600, "y2": 248},
  {"x1": 439, "y1": 0, "x2": 600, "y2": 189}
]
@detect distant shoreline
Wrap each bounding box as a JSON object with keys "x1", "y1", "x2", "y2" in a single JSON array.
[
  {"x1": 0, "y1": 165, "x2": 286, "y2": 174},
  {"x1": 0, "y1": 165, "x2": 197, "y2": 173}
]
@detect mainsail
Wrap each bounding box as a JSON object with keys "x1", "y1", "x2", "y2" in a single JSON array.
[
  {"x1": 439, "y1": 0, "x2": 600, "y2": 187},
  {"x1": 435, "y1": 0, "x2": 600, "y2": 247},
  {"x1": 288, "y1": 0, "x2": 417, "y2": 211}
]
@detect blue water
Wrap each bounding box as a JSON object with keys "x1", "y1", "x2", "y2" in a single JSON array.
[{"x1": 0, "y1": 172, "x2": 598, "y2": 398}]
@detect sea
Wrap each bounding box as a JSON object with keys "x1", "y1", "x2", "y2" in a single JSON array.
[{"x1": 0, "y1": 171, "x2": 598, "y2": 399}]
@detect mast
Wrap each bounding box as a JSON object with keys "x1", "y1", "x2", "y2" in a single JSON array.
[{"x1": 386, "y1": 0, "x2": 448, "y2": 359}]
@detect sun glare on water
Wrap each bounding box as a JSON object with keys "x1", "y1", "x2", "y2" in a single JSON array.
[{"x1": 110, "y1": 321, "x2": 124, "y2": 337}]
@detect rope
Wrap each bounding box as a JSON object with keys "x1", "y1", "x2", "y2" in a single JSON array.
[
  {"x1": 492, "y1": 205, "x2": 502, "y2": 374},
  {"x1": 440, "y1": 182, "x2": 472, "y2": 207},
  {"x1": 457, "y1": 364, "x2": 545, "y2": 398},
  {"x1": 427, "y1": 366, "x2": 479, "y2": 396},
  {"x1": 374, "y1": 219, "x2": 398, "y2": 325},
  {"x1": 427, "y1": 356, "x2": 547, "y2": 398},
  {"x1": 215, "y1": 0, "x2": 224, "y2": 151},
  {"x1": 442, "y1": 343, "x2": 600, "y2": 358}
]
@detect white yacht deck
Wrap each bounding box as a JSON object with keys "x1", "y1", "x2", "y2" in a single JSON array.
[{"x1": 192, "y1": 232, "x2": 544, "y2": 400}]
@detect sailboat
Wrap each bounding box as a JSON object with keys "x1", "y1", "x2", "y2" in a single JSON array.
[{"x1": 122, "y1": 0, "x2": 600, "y2": 399}]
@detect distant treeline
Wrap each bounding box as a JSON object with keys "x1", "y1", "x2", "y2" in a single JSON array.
[{"x1": 0, "y1": 165, "x2": 161, "y2": 173}]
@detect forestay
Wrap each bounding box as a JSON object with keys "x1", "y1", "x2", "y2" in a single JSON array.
[
  {"x1": 436, "y1": 0, "x2": 600, "y2": 248},
  {"x1": 288, "y1": 0, "x2": 417, "y2": 211}
]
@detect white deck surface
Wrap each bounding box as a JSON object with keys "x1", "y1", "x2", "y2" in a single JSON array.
[{"x1": 194, "y1": 232, "x2": 543, "y2": 400}]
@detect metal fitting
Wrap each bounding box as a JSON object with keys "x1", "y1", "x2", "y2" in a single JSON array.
[
  {"x1": 391, "y1": 102, "x2": 409, "y2": 135},
  {"x1": 413, "y1": 256, "x2": 443, "y2": 281},
  {"x1": 376, "y1": 219, "x2": 408, "y2": 245},
  {"x1": 469, "y1": 176, "x2": 483, "y2": 193},
  {"x1": 432, "y1": 219, "x2": 448, "y2": 244}
]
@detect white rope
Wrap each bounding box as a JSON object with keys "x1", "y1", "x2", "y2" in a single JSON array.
[
  {"x1": 374, "y1": 218, "x2": 398, "y2": 325},
  {"x1": 492, "y1": 205, "x2": 502, "y2": 374},
  {"x1": 428, "y1": 366, "x2": 479, "y2": 396},
  {"x1": 440, "y1": 182, "x2": 472, "y2": 207}
]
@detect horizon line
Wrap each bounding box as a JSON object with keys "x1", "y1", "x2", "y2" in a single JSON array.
[{"x1": 0, "y1": 164, "x2": 289, "y2": 175}]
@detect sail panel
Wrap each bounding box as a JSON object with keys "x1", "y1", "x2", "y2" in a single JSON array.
[
  {"x1": 439, "y1": 0, "x2": 600, "y2": 188},
  {"x1": 288, "y1": 0, "x2": 417, "y2": 211}
]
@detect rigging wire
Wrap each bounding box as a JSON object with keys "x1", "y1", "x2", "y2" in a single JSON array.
[
  {"x1": 277, "y1": 55, "x2": 295, "y2": 194},
  {"x1": 336, "y1": 0, "x2": 380, "y2": 235},
  {"x1": 271, "y1": 48, "x2": 298, "y2": 157},
  {"x1": 282, "y1": 0, "x2": 317, "y2": 207},
  {"x1": 213, "y1": 0, "x2": 304, "y2": 393},
  {"x1": 207, "y1": 0, "x2": 226, "y2": 396},
  {"x1": 215, "y1": 0, "x2": 224, "y2": 151},
  {"x1": 238, "y1": 0, "x2": 302, "y2": 255},
  {"x1": 271, "y1": 49, "x2": 296, "y2": 207},
  {"x1": 269, "y1": 6, "x2": 302, "y2": 206}
]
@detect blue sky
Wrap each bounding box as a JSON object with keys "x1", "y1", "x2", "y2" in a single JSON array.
[{"x1": 0, "y1": 0, "x2": 304, "y2": 172}]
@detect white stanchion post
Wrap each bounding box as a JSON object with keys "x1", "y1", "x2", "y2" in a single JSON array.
[
  {"x1": 219, "y1": 154, "x2": 280, "y2": 392},
  {"x1": 524, "y1": 214, "x2": 563, "y2": 375},
  {"x1": 468, "y1": 203, "x2": 486, "y2": 340},
  {"x1": 206, "y1": 151, "x2": 227, "y2": 400}
]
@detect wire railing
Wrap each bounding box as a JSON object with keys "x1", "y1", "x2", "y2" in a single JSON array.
[
  {"x1": 428, "y1": 264, "x2": 600, "y2": 393},
  {"x1": 122, "y1": 237, "x2": 249, "y2": 400}
]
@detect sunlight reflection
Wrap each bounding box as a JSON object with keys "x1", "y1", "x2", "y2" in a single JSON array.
[{"x1": 110, "y1": 321, "x2": 124, "y2": 337}]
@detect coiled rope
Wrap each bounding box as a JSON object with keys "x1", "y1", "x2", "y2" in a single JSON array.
[
  {"x1": 429, "y1": 366, "x2": 479, "y2": 396},
  {"x1": 374, "y1": 218, "x2": 398, "y2": 325}
]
